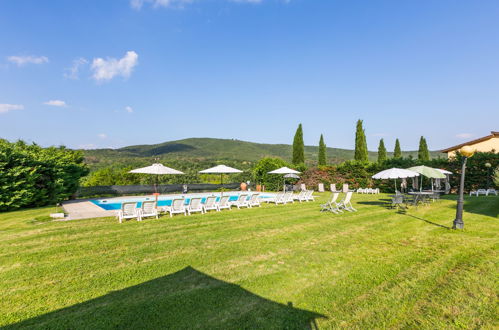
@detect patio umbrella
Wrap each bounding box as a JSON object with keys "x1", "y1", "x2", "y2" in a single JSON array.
[
  {"x1": 436, "y1": 169, "x2": 453, "y2": 175},
  {"x1": 199, "y1": 165, "x2": 243, "y2": 195},
  {"x1": 268, "y1": 167, "x2": 301, "y2": 192},
  {"x1": 372, "y1": 168, "x2": 419, "y2": 193},
  {"x1": 129, "y1": 163, "x2": 184, "y2": 202},
  {"x1": 408, "y1": 165, "x2": 446, "y2": 191}
]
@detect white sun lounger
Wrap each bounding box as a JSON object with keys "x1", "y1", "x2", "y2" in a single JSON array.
[
  {"x1": 165, "y1": 198, "x2": 187, "y2": 217},
  {"x1": 187, "y1": 197, "x2": 204, "y2": 215},
  {"x1": 217, "y1": 195, "x2": 231, "y2": 211},
  {"x1": 336, "y1": 192, "x2": 357, "y2": 212},
  {"x1": 487, "y1": 189, "x2": 498, "y2": 196},
  {"x1": 249, "y1": 193, "x2": 261, "y2": 207},
  {"x1": 140, "y1": 201, "x2": 158, "y2": 220},
  {"x1": 231, "y1": 194, "x2": 250, "y2": 209},
  {"x1": 203, "y1": 196, "x2": 218, "y2": 213},
  {"x1": 320, "y1": 192, "x2": 342, "y2": 214},
  {"x1": 294, "y1": 190, "x2": 307, "y2": 202},
  {"x1": 304, "y1": 190, "x2": 315, "y2": 201},
  {"x1": 267, "y1": 192, "x2": 284, "y2": 204},
  {"x1": 283, "y1": 191, "x2": 294, "y2": 204},
  {"x1": 318, "y1": 183, "x2": 325, "y2": 192},
  {"x1": 330, "y1": 183, "x2": 337, "y2": 192},
  {"x1": 117, "y1": 202, "x2": 141, "y2": 223}
]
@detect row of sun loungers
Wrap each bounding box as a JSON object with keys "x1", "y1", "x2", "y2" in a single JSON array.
[
  {"x1": 117, "y1": 193, "x2": 263, "y2": 223},
  {"x1": 266, "y1": 190, "x2": 315, "y2": 204},
  {"x1": 469, "y1": 189, "x2": 497, "y2": 196},
  {"x1": 356, "y1": 188, "x2": 380, "y2": 194},
  {"x1": 320, "y1": 192, "x2": 357, "y2": 214}
]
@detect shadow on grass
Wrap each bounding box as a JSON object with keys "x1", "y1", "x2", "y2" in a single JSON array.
[
  {"x1": 357, "y1": 199, "x2": 392, "y2": 207},
  {"x1": 403, "y1": 214, "x2": 451, "y2": 229},
  {"x1": 440, "y1": 195, "x2": 499, "y2": 218},
  {"x1": 6, "y1": 266, "x2": 325, "y2": 329}
]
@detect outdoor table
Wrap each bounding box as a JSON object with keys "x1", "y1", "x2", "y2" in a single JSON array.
[{"x1": 408, "y1": 191, "x2": 433, "y2": 205}]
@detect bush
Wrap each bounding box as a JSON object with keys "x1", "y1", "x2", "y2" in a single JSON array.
[
  {"x1": 0, "y1": 140, "x2": 89, "y2": 211},
  {"x1": 253, "y1": 158, "x2": 291, "y2": 191}
]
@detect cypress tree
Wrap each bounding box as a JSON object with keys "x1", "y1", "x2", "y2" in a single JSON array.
[
  {"x1": 354, "y1": 119, "x2": 368, "y2": 162},
  {"x1": 418, "y1": 136, "x2": 430, "y2": 161},
  {"x1": 377, "y1": 138, "x2": 387, "y2": 163},
  {"x1": 394, "y1": 139, "x2": 402, "y2": 158},
  {"x1": 318, "y1": 134, "x2": 327, "y2": 166},
  {"x1": 292, "y1": 123, "x2": 305, "y2": 165}
]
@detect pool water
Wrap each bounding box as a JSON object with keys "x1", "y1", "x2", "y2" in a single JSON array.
[{"x1": 91, "y1": 193, "x2": 274, "y2": 211}]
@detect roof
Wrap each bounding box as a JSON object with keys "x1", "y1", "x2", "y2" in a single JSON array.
[{"x1": 441, "y1": 131, "x2": 499, "y2": 153}]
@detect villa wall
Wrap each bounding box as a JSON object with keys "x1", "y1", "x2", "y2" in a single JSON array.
[{"x1": 447, "y1": 136, "x2": 499, "y2": 158}]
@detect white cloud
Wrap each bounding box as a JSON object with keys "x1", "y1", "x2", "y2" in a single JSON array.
[
  {"x1": 79, "y1": 143, "x2": 97, "y2": 149},
  {"x1": 0, "y1": 104, "x2": 24, "y2": 114},
  {"x1": 7, "y1": 55, "x2": 48, "y2": 66},
  {"x1": 64, "y1": 57, "x2": 88, "y2": 79},
  {"x1": 98, "y1": 133, "x2": 107, "y2": 139},
  {"x1": 125, "y1": 106, "x2": 134, "y2": 113},
  {"x1": 44, "y1": 100, "x2": 67, "y2": 107},
  {"x1": 456, "y1": 133, "x2": 473, "y2": 139},
  {"x1": 91, "y1": 51, "x2": 139, "y2": 82},
  {"x1": 131, "y1": 0, "x2": 263, "y2": 9}
]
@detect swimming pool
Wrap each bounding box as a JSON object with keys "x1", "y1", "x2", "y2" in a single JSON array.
[{"x1": 90, "y1": 192, "x2": 275, "y2": 210}]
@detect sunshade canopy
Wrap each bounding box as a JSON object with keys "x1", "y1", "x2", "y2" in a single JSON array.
[
  {"x1": 199, "y1": 165, "x2": 242, "y2": 174},
  {"x1": 284, "y1": 173, "x2": 300, "y2": 179},
  {"x1": 268, "y1": 167, "x2": 301, "y2": 174},
  {"x1": 372, "y1": 168, "x2": 420, "y2": 180},
  {"x1": 436, "y1": 168, "x2": 453, "y2": 175},
  {"x1": 408, "y1": 166, "x2": 446, "y2": 179},
  {"x1": 129, "y1": 163, "x2": 184, "y2": 175}
]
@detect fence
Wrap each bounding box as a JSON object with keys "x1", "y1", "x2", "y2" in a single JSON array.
[{"x1": 75, "y1": 183, "x2": 241, "y2": 198}]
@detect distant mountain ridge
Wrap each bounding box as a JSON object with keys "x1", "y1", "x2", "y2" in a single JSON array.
[{"x1": 83, "y1": 137, "x2": 441, "y2": 169}]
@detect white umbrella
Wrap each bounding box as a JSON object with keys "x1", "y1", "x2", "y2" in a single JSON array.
[
  {"x1": 372, "y1": 168, "x2": 419, "y2": 193},
  {"x1": 284, "y1": 173, "x2": 300, "y2": 179},
  {"x1": 436, "y1": 169, "x2": 453, "y2": 175},
  {"x1": 268, "y1": 167, "x2": 301, "y2": 191},
  {"x1": 129, "y1": 163, "x2": 184, "y2": 199},
  {"x1": 199, "y1": 165, "x2": 243, "y2": 194}
]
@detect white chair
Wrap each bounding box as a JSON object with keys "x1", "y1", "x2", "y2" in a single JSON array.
[
  {"x1": 470, "y1": 189, "x2": 488, "y2": 196},
  {"x1": 305, "y1": 190, "x2": 315, "y2": 201},
  {"x1": 320, "y1": 192, "x2": 342, "y2": 214},
  {"x1": 300, "y1": 183, "x2": 306, "y2": 191},
  {"x1": 249, "y1": 193, "x2": 261, "y2": 207},
  {"x1": 486, "y1": 189, "x2": 497, "y2": 196},
  {"x1": 165, "y1": 198, "x2": 186, "y2": 217},
  {"x1": 117, "y1": 202, "x2": 141, "y2": 223},
  {"x1": 356, "y1": 188, "x2": 364, "y2": 194},
  {"x1": 318, "y1": 183, "x2": 325, "y2": 192},
  {"x1": 283, "y1": 191, "x2": 294, "y2": 204},
  {"x1": 217, "y1": 195, "x2": 231, "y2": 211},
  {"x1": 294, "y1": 190, "x2": 306, "y2": 202},
  {"x1": 330, "y1": 183, "x2": 337, "y2": 192},
  {"x1": 232, "y1": 194, "x2": 250, "y2": 209},
  {"x1": 342, "y1": 184, "x2": 349, "y2": 193},
  {"x1": 187, "y1": 197, "x2": 204, "y2": 215},
  {"x1": 337, "y1": 192, "x2": 357, "y2": 212},
  {"x1": 140, "y1": 201, "x2": 158, "y2": 220},
  {"x1": 203, "y1": 196, "x2": 218, "y2": 213}
]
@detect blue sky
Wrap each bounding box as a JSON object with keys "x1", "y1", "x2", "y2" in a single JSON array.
[{"x1": 1, "y1": 0, "x2": 498, "y2": 151}]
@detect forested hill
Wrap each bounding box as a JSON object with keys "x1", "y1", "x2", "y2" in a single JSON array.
[{"x1": 82, "y1": 138, "x2": 440, "y2": 170}]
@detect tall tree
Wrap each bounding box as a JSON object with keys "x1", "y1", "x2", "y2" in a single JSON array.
[
  {"x1": 318, "y1": 134, "x2": 327, "y2": 166},
  {"x1": 292, "y1": 123, "x2": 305, "y2": 165},
  {"x1": 394, "y1": 139, "x2": 402, "y2": 158},
  {"x1": 354, "y1": 119, "x2": 368, "y2": 162},
  {"x1": 377, "y1": 139, "x2": 387, "y2": 163},
  {"x1": 418, "y1": 136, "x2": 430, "y2": 161}
]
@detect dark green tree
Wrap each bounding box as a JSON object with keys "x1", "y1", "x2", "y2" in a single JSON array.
[
  {"x1": 377, "y1": 139, "x2": 387, "y2": 163},
  {"x1": 292, "y1": 123, "x2": 305, "y2": 165},
  {"x1": 394, "y1": 139, "x2": 402, "y2": 159},
  {"x1": 354, "y1": 119, "x2": 368, "y2": 162},
  {"x1": 418, "y1": 136, "x2": 430, "y2": 161},
  {"x1": 318, "y1": 134, "x2": 327, "y2": 166}
]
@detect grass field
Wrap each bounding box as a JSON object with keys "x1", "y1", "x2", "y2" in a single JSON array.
[{"x1": 1, "y1": 194, "x2": 497, "y2": 329}]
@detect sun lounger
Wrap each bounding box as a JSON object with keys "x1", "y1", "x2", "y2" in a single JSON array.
[
  {"x1": 267, "y1": 192, "x2": 285, "y2": 204},
  {"x1": 140, "y1": 201, "x2": 158, "y2": 220},
  {"x1": 203, "y1": 196, "x2": 218, "y2": 213},
  {"x1": 342, "y1": 184, "x2": 349, "y2": 193},
  {"x1": 294, "y1": 190, "x2": 307, "y2": 202},
  {"x1": 330, "y1": 183, "x2": 337, "y2": 192},
  {"x1": 187, "y1": 197, "x2": 204, "y2": 215},
  {"x1": 117, "y1": 202, "x2": 141, "y2": 223},
  {"x1": 249, "y1": 193, "x2": 261, "y2": 207},
  {"x1": 217, "y1": 195, "x2": 231, "y2": 211},
  {"x1": 487, "y1": 189, "x2": 498, "y2": 196},
  {"x1": 320, "y1": 192, "x2": 342, "y2": 214},
  {"x1": 231, "y1": 194, "x2": 250, "y2": 209},
  {"x1": 318, "y1": 183, "x2": 324, "y2": 192},
  {"x1": 337, "y1": 192, "x2": 357, "y2": 212},
  {"x1": 164, "y1": 198, "x2": 187, "y2": 217},
  {"x1": 300, "y1": 183, "x2": 306, "y2": 191},
  {"x1": 305, "y1": 190, "x2": 315, "y2": 201},
  {"x1": 470, "y1": 189, "x2": 488, "y2": 196},
  {"x1": 283, "y1": 191, "x2": 294, "y2": 204}
]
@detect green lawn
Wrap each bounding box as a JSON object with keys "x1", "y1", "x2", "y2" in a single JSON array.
[{"x1": 1, "y1": 194, "x2": 497, "y2": 329}]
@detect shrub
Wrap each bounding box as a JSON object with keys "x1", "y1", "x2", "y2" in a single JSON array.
[{"x1": 253, "y1": 158, "x2": 291, "y2": 191}]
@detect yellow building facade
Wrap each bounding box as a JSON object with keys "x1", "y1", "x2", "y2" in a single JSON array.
[{"x1": 441, "y1": 131, "x2": 499, "y2": 158}]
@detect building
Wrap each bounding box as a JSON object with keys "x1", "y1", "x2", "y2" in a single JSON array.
[{"x1": 441, "y1": 131, "x2": 499, "y2": 158}]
